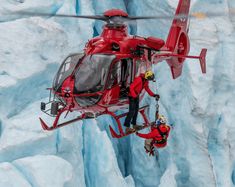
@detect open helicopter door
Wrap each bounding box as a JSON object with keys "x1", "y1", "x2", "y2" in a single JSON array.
[
  {"x1": 102, "y1": 60, "x2": 122, "y2": 105},
  {"x1": 102, "y1": 58, "x2": 133, "y2": 104},
  {"x1": 119, "y1": 58, "x2": 133, "y2": 99}
]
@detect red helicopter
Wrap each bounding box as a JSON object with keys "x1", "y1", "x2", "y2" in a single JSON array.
[{"x1": 39, "y1": 0, "x2": 207, "y2": 138}]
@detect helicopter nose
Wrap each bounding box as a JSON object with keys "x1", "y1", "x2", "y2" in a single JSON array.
[{"x1": 61, "y1": 76, "x2": 74, "y2": 98}]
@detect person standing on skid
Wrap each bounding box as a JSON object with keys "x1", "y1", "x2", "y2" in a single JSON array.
[{"x1": 124, "y1": 70, "x2": 160, "y2": 133}]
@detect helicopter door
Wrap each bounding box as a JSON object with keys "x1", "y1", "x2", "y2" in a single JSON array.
[
  {"x1": 103, "y1": 58, "x2": 133, "y2": 105},
  {"x1": 119, "y1": 59, "x2": 133, "y2": 99},
  {"x1": 103, "y1": 60, "x2": 122, "y2": 104}
]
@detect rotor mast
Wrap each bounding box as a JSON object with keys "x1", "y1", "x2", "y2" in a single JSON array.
[{"x1": 101, "y1": 9, "x2": 129, "y2": 39}]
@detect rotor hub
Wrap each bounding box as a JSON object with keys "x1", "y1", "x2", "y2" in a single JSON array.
[{"x1": 103, "y1": 9, "x2": 128, "y2": 17}]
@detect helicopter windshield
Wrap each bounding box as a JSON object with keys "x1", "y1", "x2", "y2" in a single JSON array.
[
  {"x1": 74, "y1": 54, "x2": 116, "y2": 94},
  {"x1": 53, "y1": 53, "x2": 84, "y2": 92}
]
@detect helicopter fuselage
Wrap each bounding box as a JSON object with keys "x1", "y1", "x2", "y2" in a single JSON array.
[{"x1": 47, "y1": 24, "x2": 166, "y2": 117}]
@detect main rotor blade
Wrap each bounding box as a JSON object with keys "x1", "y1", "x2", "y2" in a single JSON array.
[
  {"x1": 128, "y1": 9, "x2": 235, "y2": 21},
  {"x1": 11, "y1": 9, "x2": 235, "y2": 23},
  {"x1": 13, "y1": 11, "x2": 108, "y2": 21}
]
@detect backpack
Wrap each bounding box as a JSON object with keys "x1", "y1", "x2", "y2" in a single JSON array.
[{"x1": 154, "y1": 125, "x2": 168, "y2": 144}]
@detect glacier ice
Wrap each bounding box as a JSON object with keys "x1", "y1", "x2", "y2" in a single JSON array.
[
  {"x1": 0, "y1": 155, "x2": 74, "y2": 187},
  {"x1": 0, "y1": 162, "x2": 32, "y2": 187},
  {"x1": 0, "y1": 0, "x2": 235, "y2": 187},
  {"x1": 83, "y1": 119, "x2": 134, "y2": 187},
  {"x1": 12, "y1": 155, "x2": 74, "y2": 187}
]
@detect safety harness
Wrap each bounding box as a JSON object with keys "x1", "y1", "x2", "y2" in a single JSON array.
[
  {"x1": 144, "y1": 125, "x2": 168, "y2": 156},
  {"x1": 153, "y1": 125, "x2": 168, "y2": 144}
]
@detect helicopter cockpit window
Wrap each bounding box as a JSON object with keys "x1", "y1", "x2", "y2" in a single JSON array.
[
  {"x1": 74, "y1": 54, "x2": 115, "y2": 94},
  {"x1": 53, "y1": 53, "x2": 84, "y2": 92}
]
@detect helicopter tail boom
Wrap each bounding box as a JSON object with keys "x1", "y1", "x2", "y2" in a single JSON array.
[{"x1": 154, "y1": 48, "x2": 207, "y2": 75}]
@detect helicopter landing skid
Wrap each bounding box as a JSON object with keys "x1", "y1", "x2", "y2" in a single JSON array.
[
  {"x1": 109, "y1": 123, "x2": 150, "y2": 138},
  {"x1": 108, "y1": 105, "x2": 151, "y2": 138},
  {"x1": 39, "y1": 104, "x2": 151, "y2": 136},
  {"x1": 39, "y1": 107, "x2": 87, "y2": 131}
]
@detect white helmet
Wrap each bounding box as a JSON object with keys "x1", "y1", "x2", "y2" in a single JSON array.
[{"x1": 158, "y1": 115, "x2": 167, "y2": 124}]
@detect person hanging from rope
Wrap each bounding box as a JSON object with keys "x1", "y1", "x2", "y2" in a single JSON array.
[
  {"x1": 136, "y1": 115, "x2": 171, "y2": 156},
  {"x1": 124, "y1": 70, "x2": 160, "y2": 134}
]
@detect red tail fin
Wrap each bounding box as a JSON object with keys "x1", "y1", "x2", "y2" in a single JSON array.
[
  {"x1": 165, "y1": 0, "x2": 191, "y2": 79},
  {"x1": 166, "y1": 0, "x2": 191, "y2": 51}
]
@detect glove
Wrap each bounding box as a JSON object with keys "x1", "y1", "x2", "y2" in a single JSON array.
[{"x1": 154, "y1": 94, "x2": 160, "y2": 100}]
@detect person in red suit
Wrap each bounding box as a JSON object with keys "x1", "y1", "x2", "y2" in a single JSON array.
[
  {"x1": 136, "y1": 115, "x2": 170, "y2": 156},
  {"x1": 124, "y1": 70, "x2": 160, "y2": 133}
]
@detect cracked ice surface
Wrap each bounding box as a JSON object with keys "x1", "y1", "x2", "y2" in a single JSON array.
[
  {"x1": 0, "y1": 0, "x2": 235, "y2": 187},
  {"x1": 0, "y1": 155, "x2": 73, "y2": 187}
]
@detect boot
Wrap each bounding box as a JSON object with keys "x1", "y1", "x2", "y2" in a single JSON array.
[
  {"x1": 133, "y1": 124, "x2": 144, "y2": 131},
  {"x1": 144, "y1": 146, "x2": 155, "y2": 156},
  {"x1": 125, "y1": 127, "x2": 136, "y2": 134}
]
